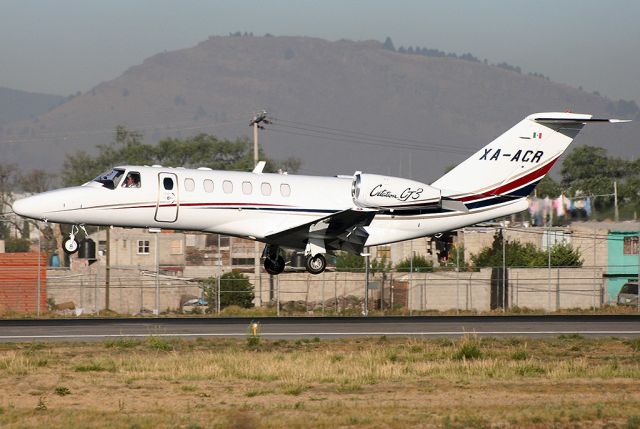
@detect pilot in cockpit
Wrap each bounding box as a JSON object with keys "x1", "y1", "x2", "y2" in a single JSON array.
[{"x1": 123, "y1": 172, "x2": 141, "y2": 188}]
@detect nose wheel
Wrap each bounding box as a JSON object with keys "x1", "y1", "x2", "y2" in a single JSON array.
[
  {"x1": 63, "y1": 237, "x2": 80, "y2": 254},
  {"x1": 305, "y1": 254, "x2": 327, "y2": 275},
  {"x1": 63, "y1": 224, "x2": 88, "y2": 255}
]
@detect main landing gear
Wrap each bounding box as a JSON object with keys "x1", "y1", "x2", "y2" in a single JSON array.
[
  {"x1": 262, "y1": 245, "x2": 328, "y2": 275},
  {"x1": 63, "y1": 225, "x2": 88, "y2": 255},
  {"x1": 304, "y1": 253, "x2": 326, "y2": 275},
  {"x1": 263, "y1": 245, "x2": 286, "y2": 275}
]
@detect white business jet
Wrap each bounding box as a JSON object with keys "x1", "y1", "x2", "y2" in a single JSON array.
[{"x1": 12, "y1": 112, "x2": 629, "y2": 275}]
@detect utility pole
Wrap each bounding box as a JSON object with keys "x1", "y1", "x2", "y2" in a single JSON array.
[
  {"x1": 37, "y1": 224, "x2": 41, "y2": 316},
  {"x1": 364, "y1": 247, "x2": 370, "y2": 316},
  {"x1": 502, "y1": 227, "x2": 506, "y2": 312},
  {"x1": 250, "y1": 110, "x2": 270, "y2": 307},
  {"x1": 614, "y1": 181, "x2": 619, "y2": 222},
  {"x1": 105, "y1": 227, "x2": 110, "y2": 312}
]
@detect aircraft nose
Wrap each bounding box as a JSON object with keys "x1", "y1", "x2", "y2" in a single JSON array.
[{"x1": 12, "y1": 195, "x2": 45, "y2": 220}]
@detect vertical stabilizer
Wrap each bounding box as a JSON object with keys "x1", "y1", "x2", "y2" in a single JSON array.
[{"x1": 431, "y1": 112, "x2": 628, "y2": 209}]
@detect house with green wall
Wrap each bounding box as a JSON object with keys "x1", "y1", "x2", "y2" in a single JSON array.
[{"x1": 606, "y1": 230, "x2": 639, "y2": 302}]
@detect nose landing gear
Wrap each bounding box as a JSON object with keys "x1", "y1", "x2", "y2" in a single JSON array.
[{"x1": 63, "y1": 225, "x2": 88, "y2": 255}]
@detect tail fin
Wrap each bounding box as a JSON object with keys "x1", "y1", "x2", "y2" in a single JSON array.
[{"x1": 432, "y1": 112, "x2": 630, "y2": 209}]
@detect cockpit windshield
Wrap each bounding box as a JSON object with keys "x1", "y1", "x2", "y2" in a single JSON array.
[{"x1": 93, "y1": 168, "x2": 125, "y2": 189}]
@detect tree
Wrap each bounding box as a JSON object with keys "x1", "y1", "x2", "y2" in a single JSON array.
[
  {"x1": 0, "y1": 164, "x2": 19, "y2": 240},
  {"x1": 370, "y1": 256, "x2": 391, "y2": 275},
  {"x1": 396, "y1": 255, "x2": 433, "y2": 272},
  {"x1": 62, "y1": 126, "x2": 302, "y2": 186},
  {"x1": 383, "y1": 37, "x2": 395, "y2": 51},
  {"x1": 533, "y1": 176, "x2": 562, "y2": 198},
  {"x1": 560, "y1": 146, "x2": 625, "y2": 195},
  {"x1": 203, "y1": 272, "x2": 254, "y2": 310},
  {"x1": 470, "y1": 232, "x2": 582, "y2": 268},
  {"x1": 19, "y1": 169, "x2": 56, "y2": 193},
  {"x1": 336, "y1": 251, "x2": 365, "y2": 271}
]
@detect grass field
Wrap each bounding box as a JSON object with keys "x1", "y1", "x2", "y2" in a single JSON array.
[{"x1": 1, "y1": 335, "x2": 639, "y2": 428}]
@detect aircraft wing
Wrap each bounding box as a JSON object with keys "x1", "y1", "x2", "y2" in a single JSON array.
[{"x1": 264, "y1": 209, "x2": 377, "y2": 254}]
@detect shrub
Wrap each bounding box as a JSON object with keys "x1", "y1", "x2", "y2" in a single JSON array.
[
  {"x1": 203, "y1": 272, "x2": 254, "y2": 309},
  {"x1": 471, "y1": 232, "x2": 582, "y2": 268},
  {"x1": 396, "y1": 255, "x2": 433, "y2": 272},
  {"x1": 452, "y1": 337, "x2": 482, "y2": 360}
]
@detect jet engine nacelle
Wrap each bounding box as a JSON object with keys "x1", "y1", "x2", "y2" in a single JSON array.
[{"x1": 351, "y1": 172, "x2": 441, "y2": 210}]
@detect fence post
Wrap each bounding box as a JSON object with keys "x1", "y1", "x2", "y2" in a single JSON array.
[
  {"x1": 36, "y1": 225, "x2": 41, "y2": 316},
  {"x1": 322, "y1": 274, "x2": 325, "y2": 315},
  {"x1": 593, "y1": 227, "x2": 597, "y2": 310},
  {"x1": 547, "y1": 226, "x2": 551, "y2": 313},
  {"x1": 276, "y1": 275, "x2": 280, "y2": 316},
  {"x1": 456, "y1": 243, "x2": 460, "y2": 314}
]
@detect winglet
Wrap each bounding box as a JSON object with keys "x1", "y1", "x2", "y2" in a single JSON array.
[{"x1": 252, "y1": 161, "x2": 266, "y2": 174}]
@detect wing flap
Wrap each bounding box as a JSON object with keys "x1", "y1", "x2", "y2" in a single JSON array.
[{"x1": 265, "y1": 209, "x2": 376, "y2": 254}]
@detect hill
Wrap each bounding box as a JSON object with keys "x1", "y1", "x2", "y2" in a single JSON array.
[
  {"x1": 0, "y1": 35, "x2": 637, "y2": 183},
  {"x1": 0, "y1": 87, "x2": 63, "y2": 125}
]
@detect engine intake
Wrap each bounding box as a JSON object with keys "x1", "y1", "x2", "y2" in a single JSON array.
[{"x1": 351, "y1": 172, "x2": 441, "y2": 210}]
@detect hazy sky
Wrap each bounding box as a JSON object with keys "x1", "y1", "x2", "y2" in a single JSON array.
[{"x1": 1, "y1": 0, "x2": 639, "y2": 102}]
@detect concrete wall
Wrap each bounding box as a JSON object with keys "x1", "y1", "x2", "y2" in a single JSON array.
[
  {"x1": 406, "y1": 269, "x2": 492, "y2": 312},
  {"x1": 47, "y1": 266, "x2": 201, "y2": 314},
  {"x1": 405, "y1": 267, "x2": 604, "y2": 312}
]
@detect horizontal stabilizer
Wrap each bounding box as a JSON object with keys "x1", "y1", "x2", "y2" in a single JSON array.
[{"x1": 534, "y1": 118, "x2": 632, "y2": 124}]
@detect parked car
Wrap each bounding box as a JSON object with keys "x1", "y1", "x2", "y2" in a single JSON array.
[{"x1": 617, "y1": 282, "x2": 638, "y2": 306}]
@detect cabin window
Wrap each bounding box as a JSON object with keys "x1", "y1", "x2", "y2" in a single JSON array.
[
  {"x1": 242, "y1": 181, "x2": 253, "y2": 195},
  {"x1": 261, "y1": 182, "x2": 272, "y2": 196},
  {"x1": 122, "y1": 172, "x2": 141, "y2": 188},
  {"x1": 137, "y1": 240, "x2": 150, "y2": 255},
  {"x1": 203, "y1": 179, "x2": 214, "y2": 193},
  {"x1": 223, "y1": 180, "x2": 233, "y2": 194},
  {"x1": 184, "y1": 178, "x2": 195, "y2": 192},
  {"x1": 280, "y1": 183, "x2": 291, "y2": 197},
  {"x1": 163, "y1": 177, "x2": 174, "y2": 191}
]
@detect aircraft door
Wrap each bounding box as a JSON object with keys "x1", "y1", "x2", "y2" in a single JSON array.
[{"x1": 155, "y1": 172, "x2": 179, "y2": 222}]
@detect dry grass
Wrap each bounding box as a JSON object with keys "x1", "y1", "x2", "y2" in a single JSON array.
[{"x1": 0, "y1": 335, "x2": 639, "y2": 428}]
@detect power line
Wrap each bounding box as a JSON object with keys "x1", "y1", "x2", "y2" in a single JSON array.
[
  {"x1": 0, "y1": 118, "x2": 247, "y2": 145},
  {"x1": 267, "y1": 124, "x2": 472, "y2": 156},
  {"x1": 272, "y1": 117, "x2": 474, "y2": 152}
]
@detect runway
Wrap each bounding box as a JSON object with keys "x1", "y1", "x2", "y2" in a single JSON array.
[{"x1": 0, "y1": 315, "x2": 639, "y2": 342}]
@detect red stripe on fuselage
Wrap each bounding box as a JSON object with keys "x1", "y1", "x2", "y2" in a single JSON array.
[
  {"x1": 459, "y1": 157, "x2": 558, "y2": 202},
  {"x1": 114, "y1": 202, "x2": 293, "y2": 209}
]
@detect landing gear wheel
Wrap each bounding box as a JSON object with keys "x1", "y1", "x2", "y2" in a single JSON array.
[
  {"x1": 305, "y1": 254, "x2": 326, "y2": 275},
  {"x1": 264, "y1": 255, "x2": 285, "y2": 275},
  {"x1": 63, "y1": 238, "x2": 80, "y2": 254}
]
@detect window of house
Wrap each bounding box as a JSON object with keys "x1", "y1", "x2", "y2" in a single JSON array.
[
  {"x1": 624, "y1": 236, "x2": 639, "y2": 255},
  {"x1": 261, "y1": 182, "x2": 272, "y2": 196},
  {"x1": 223, "y1": 180, "x2": 233, "y2": 194},
  {"x1": 184, "y1": 178, "x2": 195, "y2": 192},
  {"x1": 170, "y1": 239, "x2": 183, "y2": 255},
  {"x1": 242, "y1": 181, "x2": 252, "y2": 195},
  {"x1": 541, "y1": 230, "x2": 570, "y2": 251},
  {"x1": 137, "y1": 240, "x2": 150, "y2": 255},
  {"x1": 232, "y1": 257, "x2": 255, "y2": 266},
  {"x1": 377, "y1": 245, "x2": 391, "y2": 259},
  {"x1": 206, "y1": 234, "x2": 230, "y2": 248},
  {"x1": 203, "y1": 179, "x2": 214, "y2": 193},
  {"x1": 280, "y1": 183, "x2": 291, "y2": 197}
]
